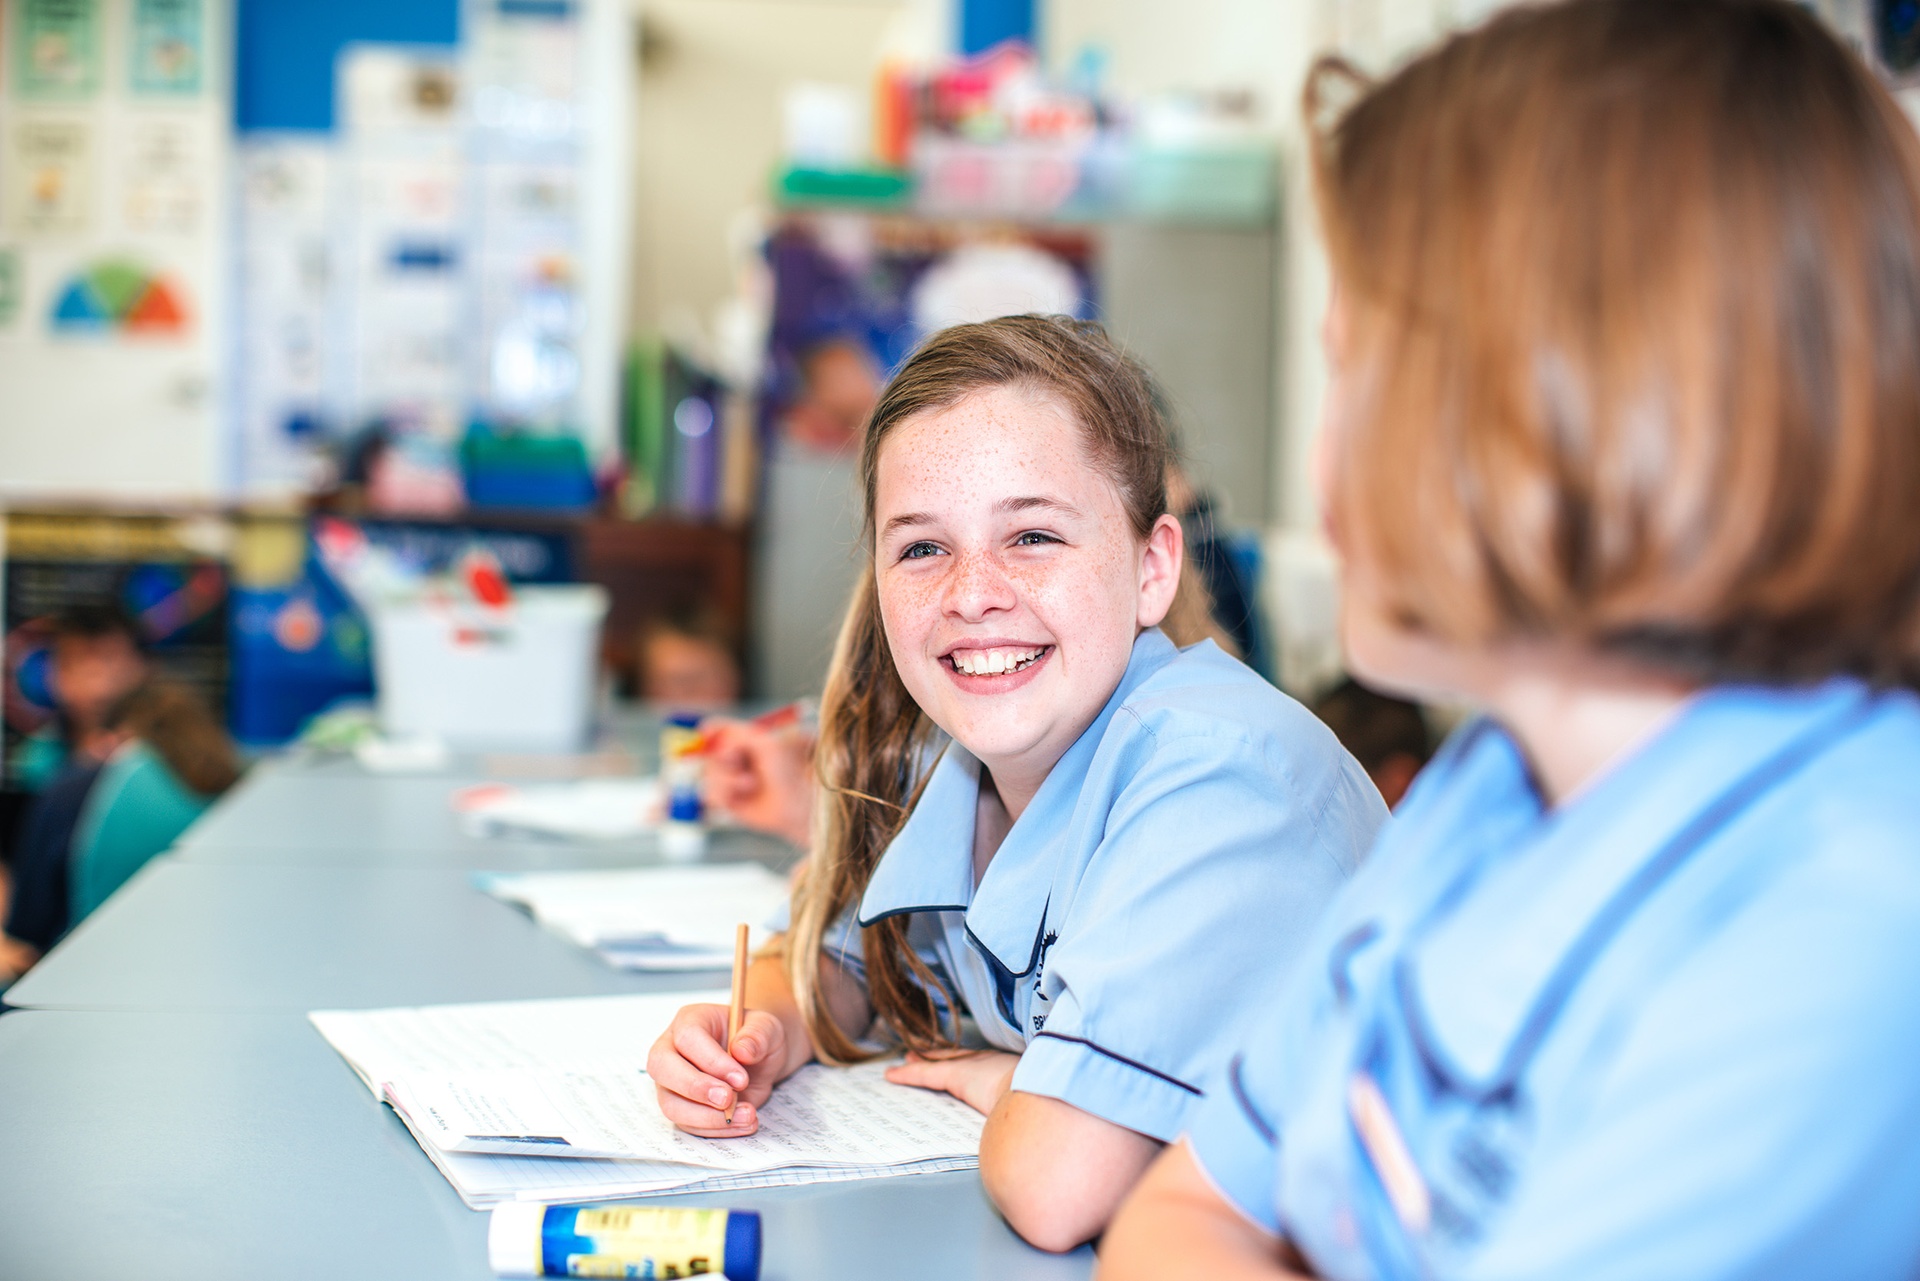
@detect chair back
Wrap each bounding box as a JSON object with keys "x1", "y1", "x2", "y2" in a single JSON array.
[{"x1": 68, "y1": 742, "x2": 210, "y2": 923}]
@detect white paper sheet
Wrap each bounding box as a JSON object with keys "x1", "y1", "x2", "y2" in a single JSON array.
[
  {"x1": 310, "y1": 991, "x2": 985, "y2": 1209},
  {"x1": 474, "y1": 864, "x2": 790, "y2": 971},
  {"x1": 453, "y1": 778, "x2": 663, "y2": 840},
  {"x1": 311, "y1": 991, "x2": 707, "y2": 1096},
  {"x1": 389, "y1": 1059, "x2": 985, "y2": 1168}
]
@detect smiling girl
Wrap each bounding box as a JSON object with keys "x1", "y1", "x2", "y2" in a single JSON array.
[{"x1": 648, "y1": 315, "x2": 1385, "y2": 1251}]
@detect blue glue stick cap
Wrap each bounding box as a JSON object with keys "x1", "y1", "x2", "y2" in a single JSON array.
[
  {"x1": 725, "y1": 1209, "x2": 763, "y2": 1281},
  {"x1": 668, "y1": 788, "x2": 703, "y2": 822}
]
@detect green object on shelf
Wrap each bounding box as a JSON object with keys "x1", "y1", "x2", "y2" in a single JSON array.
[
  {"x1": 460, "y1": 429, "x2": 596, "y2": 510},
  {"x1": 775, "y1": 166, "x2": 915, "y2": 210},
  {"x1": 625, "y1": 337, "x2": 667, "y2": 516},
  {"x1": 1127, "y1": 144, "x2": 1278, "y2": 227}
]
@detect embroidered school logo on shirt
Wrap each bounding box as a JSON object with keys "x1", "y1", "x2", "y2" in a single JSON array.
[{"x1": 1030, "y1": 929, "x2": 1059, "y2": 1032}]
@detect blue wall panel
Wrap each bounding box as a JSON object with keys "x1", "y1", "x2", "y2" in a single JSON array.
[
  {"x1": 235, "y1": 0, "x2": 461, "y2": 133},
  {"x1": 959, "y1": 0, "x2": 1036, "y2": 55}
]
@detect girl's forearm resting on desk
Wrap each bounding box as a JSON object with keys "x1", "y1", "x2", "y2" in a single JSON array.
[
  {"x1": 890, "y1": 1051, "x2": 1162, "y2": 1253},
  {"x1": 1097, "y1": 1140, "x2": 1311, "y2": 1280},
  {"x1": 982, "y1": 1090, "x2": 1163, "y2": 1253}
]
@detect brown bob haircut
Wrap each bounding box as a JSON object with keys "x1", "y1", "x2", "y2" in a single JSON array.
[{"x1": 1310, "y1": 0, "x2": 1920, "y2": 684}]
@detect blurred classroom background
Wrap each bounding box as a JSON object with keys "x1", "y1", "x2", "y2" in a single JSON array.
[{"x1": 2, "y1": 0, "x2": 1914, "y2": 937}]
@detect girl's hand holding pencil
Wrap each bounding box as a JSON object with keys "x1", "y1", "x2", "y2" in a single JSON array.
[{"x1": 648, "y1": 924, "x2": 789, "y2": 1137}]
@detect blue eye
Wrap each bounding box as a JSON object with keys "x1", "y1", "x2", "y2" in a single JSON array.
[
  {"x1": 901, "y1": 541, "x2": 944, "y2": 560},
  {"x1": 1014, "y1": 531, "x2": 1060, "y2": 547}
]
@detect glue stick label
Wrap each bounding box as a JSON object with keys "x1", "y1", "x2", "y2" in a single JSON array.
[{"x1": 546, "y1": 1206, "x2": 730, "y2": 1278}]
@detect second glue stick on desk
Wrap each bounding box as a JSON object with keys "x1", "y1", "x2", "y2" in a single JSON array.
[
  {"x1": 659, "y1": 713, "x2": 708, "y2": 860},
  {"x1": 489, "y1": 1203, "x2": 760, "y2": 1279}
]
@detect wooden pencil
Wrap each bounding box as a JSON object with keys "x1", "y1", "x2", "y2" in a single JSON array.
[{"x1": 725, "y1": 922, "x2": 749, "y2": 1122}]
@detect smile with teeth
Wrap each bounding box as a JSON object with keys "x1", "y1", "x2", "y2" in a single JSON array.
[{"x1": 947, "y1": 646, "x2": 1049, "y2": 676}]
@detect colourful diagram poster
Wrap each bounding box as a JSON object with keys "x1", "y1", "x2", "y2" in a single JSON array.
[
  {"x1": 11, "y1": 0, "x2": 102, "y2": 100},
  {"x1": 130, "y1": 0, "x2": 203, "y2": 95},
  {"x1": 2, "y1": 117, "x2": 96, "y2": 234},
  {"x1": 47, "y1": 256, "x2": 192, "y2": 337},
  {"x1": 122, "y1": 118, "x2": 202, "y2": 234}
]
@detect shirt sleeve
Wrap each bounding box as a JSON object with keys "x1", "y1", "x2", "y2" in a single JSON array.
[
  {"x1": 1009, "y1": 719, "x2": 1379, "y2": 1143},
  {"x1": 1461, "y1": 835, "x2": 1920, "y2": 1281},
  {"x1": 1183, "y1": 1047, "x2": 1288, "y2": 1234}
]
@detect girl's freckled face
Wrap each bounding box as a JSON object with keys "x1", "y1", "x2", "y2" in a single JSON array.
[{"x1": 873, "y1": 384, "x2": 1148, "y2": 787}]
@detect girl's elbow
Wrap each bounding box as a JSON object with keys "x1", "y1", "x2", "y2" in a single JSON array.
[{"x1": 982, "y1": 1148, "x2": 1111, "y2": 1253}]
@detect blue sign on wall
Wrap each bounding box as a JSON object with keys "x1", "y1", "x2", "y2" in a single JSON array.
[{"x1": 234, "y1": 0, "x2": 460, "y2": 132}]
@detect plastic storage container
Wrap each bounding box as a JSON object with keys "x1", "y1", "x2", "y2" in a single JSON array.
[{"x1": 368, "y1": 584, "x2": 608, "y2": 751}]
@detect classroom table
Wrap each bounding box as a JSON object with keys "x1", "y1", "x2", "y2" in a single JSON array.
[
  {"x1": 0, "y1": 738, "x2": 1096, "y2": 1279},
  {"x1": 171, "y1": 763, "x2": 797, "y2": 870},
  {"x1": 2, "y1": 857, "x2": 721, "y2": 1011},
  {"x1": 0, "y1": 1009, "x2": 1094, "y2": 1281}
]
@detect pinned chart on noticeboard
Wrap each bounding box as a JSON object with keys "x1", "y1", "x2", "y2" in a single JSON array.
[
  {"x1": 2, "y1": 114, "x2": 97, "y2": 235},
  {"x1": 10, "y1": 0, "x2": 105, "y2": 101}
]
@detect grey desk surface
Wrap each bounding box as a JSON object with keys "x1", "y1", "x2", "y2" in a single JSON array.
[
  {"x1": 173, "y1": 760, "x2": 798, "y2": 870},
  {"x1": 1, "y1": 746, "x2": 1089, "y2": 1279},
  {"x1": 0, "y1": 1009, "x2": 1093, "y2": 1281},
  {"x1": 2, "y1": 857, "x2": 726, "y2": 1011}
]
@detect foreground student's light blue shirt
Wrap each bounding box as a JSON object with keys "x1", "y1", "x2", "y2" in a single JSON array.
[
  {"x1": 829, "y1": 628, "x2": 1385, "y2": 1142},
  {"x1": 1187, "y1": 678, "x2": 1920, "y2": 1281}
]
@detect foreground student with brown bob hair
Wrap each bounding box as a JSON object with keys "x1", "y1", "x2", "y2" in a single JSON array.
[{"x1": 1101, "y1": 1, "x2": 1920, "y2": 1277}]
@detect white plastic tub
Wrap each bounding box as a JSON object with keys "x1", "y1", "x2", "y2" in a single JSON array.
[{"x1": 368, "y1": 585, "x2": 609, "y2": 752}]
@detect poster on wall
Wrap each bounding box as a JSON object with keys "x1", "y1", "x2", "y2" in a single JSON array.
[
  {"x1": 46, "y1": 254, "x2": 192, "y2": 336},
  {"x1": 2, "y1": 116, "x2": 96, "y2": 234},
  {"x1": 11, "y1": 0, "x2": 103, "y2": 100},
  {"x1": 129, "y1": 0, "x2": 204, "y2": 95},
  {"x1": 121, "y1": 117, "x2": 203, "y2": 233},
  {"x1": 235, "y1": 138, "x2": 336, "y2": 491},
  {"x1": 0, "y1": 247, "x2": 21, "y2": 331}
]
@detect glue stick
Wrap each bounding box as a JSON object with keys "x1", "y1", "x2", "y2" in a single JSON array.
[
  {"x1": 489, "y1": 1203, "x2": 761, "y2": 1280},
  {"x1": 659, "y1": 712, "x2": 708, "y2": 862}
]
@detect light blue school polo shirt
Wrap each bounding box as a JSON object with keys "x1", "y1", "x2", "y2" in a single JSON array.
[
  {"x1": 1188, "y1": 678, "x2": 1920, "y2": 1281},
  {"x1": 829, "y1": 628, "x2": 1386, "y2": 1143}
]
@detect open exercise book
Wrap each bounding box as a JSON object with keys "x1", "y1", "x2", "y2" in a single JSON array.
[
  {"x1": 310, "y1": 992, "x2": 983, "y2": 1208},
  {"x1": 473, "y1": 864, "x2": 792, "y2": 971}
]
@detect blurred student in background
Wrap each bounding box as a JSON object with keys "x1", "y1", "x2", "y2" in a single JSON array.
[
  {"x1": 1311, "y1": 677, "x2": 1431, "y2": 809},
  {"x1": 1102, "y1": 2, "x2": 1920, "y2": 1276},
  {"x1": 1, "y1": 605, "x2": 151, "y2": 976},
  {"x1": 2, "y1": 607, "x2": 239, "y2": 979},
  {"x1": 635, "y1": 608, "x2": 743, "y2": 711}
]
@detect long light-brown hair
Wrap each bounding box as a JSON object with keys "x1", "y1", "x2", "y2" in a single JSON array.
[
  {"x1": 787, "y1": 315, "x2": 1216, "y2": 1062},
  {"x1": 1310, "y1": 0, "x2": 1920, "y2": 684}
]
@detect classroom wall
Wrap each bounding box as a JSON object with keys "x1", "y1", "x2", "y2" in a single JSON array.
[
  {"x1": 628, "y1": 0, "x2": 908, "y2": 339},
  {"x1": 0, "y1": 0, "x2": 234, "y2": 500}
]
